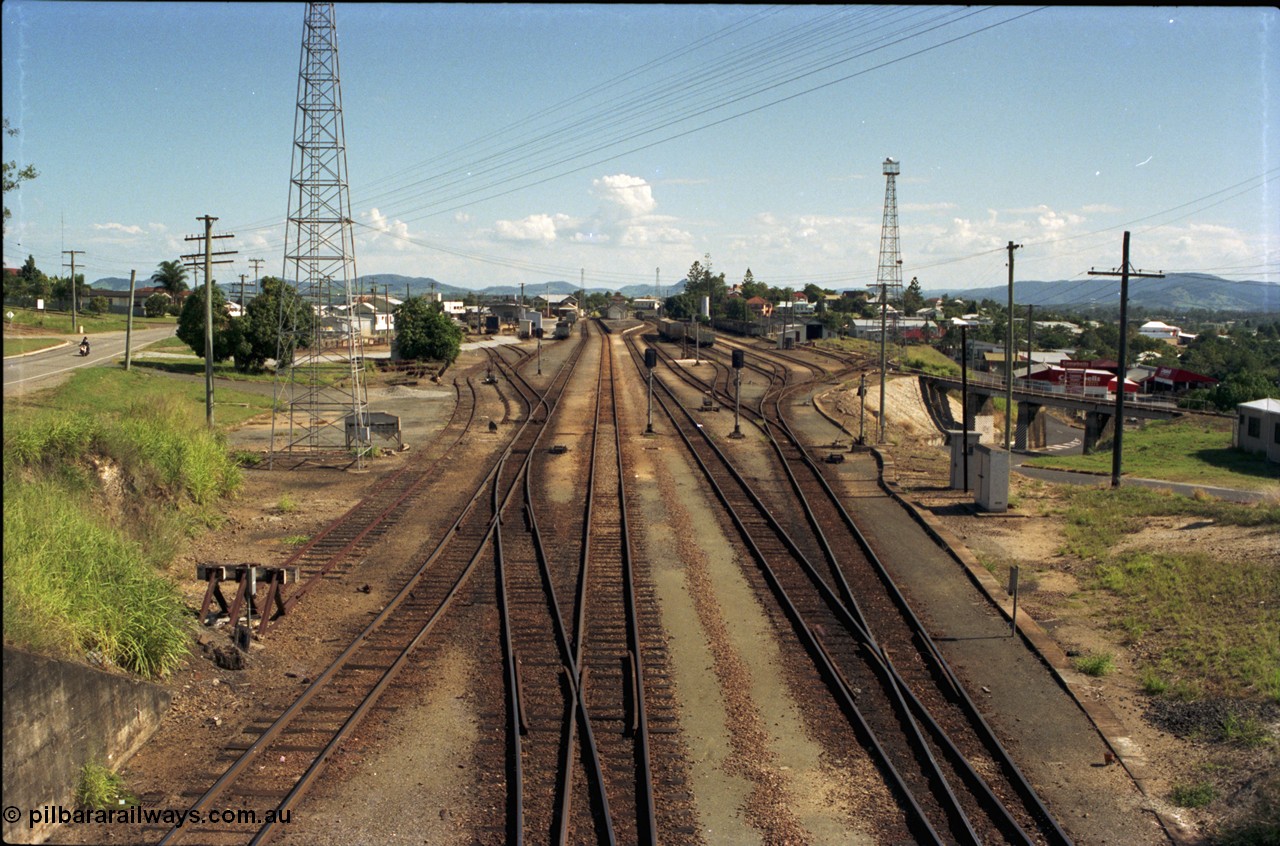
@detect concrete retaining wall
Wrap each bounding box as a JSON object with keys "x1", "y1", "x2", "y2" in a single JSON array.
[{"x1": 2, "y1": 647, "x2": 172, "y2": 844}]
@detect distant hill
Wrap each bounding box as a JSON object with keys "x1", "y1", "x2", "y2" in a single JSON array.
[
  {"x1": 89, "y1": 273, "x2": 688, "y2": 300},
  {"x1": 924, "y1": 273, "x2": 1279, "y2": 313},
  {"x1": 90, "y1": 271, "x2": 1274, "y2": 312}
]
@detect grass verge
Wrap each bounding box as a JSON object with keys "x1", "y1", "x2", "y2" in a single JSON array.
[
  {"x1": 1057, "y1": 485, "x2": 1280, "y2": 701},
  {"x1": 1025, "y1": 416, "x2": 1279, "y2": 492},
  {"x1": 4, "y1": 368, "x2": 263, "y2": 678}
]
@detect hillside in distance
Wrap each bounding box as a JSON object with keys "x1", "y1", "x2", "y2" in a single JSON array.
[{"x1": 927, "y1": 273, "x2": 1278, "y2": 313}]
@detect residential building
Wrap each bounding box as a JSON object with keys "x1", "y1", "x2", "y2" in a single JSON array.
[{"x1": 1234, "y1": 398, "x2": 1280, "y2": 464}]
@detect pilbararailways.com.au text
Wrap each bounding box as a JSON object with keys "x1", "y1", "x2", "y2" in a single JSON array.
[{"x1": 20, "y1": 804, "x2": 292, "y2": 829}]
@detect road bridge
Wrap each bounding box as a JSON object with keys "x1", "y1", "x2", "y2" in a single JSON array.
[{"x1": 918, "y1": 372, "x2": 1182, "y2": 453}]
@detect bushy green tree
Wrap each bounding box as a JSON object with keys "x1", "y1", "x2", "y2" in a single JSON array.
[
  {"x1": 230, "y1": 276, "x2": 312, "y2": 372},
  {"x1": 87, "y1": 296, "x2": 109, "y2": 315},
  {"x1": 143, "y1": 292, "x2": 170, "y2": 318},
  {"x1": 394, "y1": 296, "x2": 463, "y2": 363},
  {"x1": 177, "y1": 283, "x2": 235, "y2": 362}
]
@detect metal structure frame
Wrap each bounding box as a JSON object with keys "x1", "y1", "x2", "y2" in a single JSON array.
[
  {"x1": 875, "y1": 157, "x2": 904, "y2": 339},
  {"x1": 271, "y1": 1, "x2": 371, "y2": 469}
]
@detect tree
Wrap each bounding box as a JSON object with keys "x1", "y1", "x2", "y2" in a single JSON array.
[
  {"x1": 177, "y1": 283, "x2": 235, "y2": 362},
  {"x1": 231, "y1": 276, "x2": 313, "y2": 372},
  {"x1": 143, "y1": 292, "x2": 171, "y2": 318},
  {"x1": 394, "y1": 296, "x2": 463, "y2": 363},
  {"x1": 903, "y1": 277, "x2": 926, "y2": 315},
  {"x1": 87, "y1": 296, "x2": 109, "y2": 315},
  {"x1": 151, "y1": 260, "x2": 189, "y2": 297},
  {"x1": 2, "y1": 119, "x2": 38, "y2": 234},
  {"x1": 50, "y1": 274, "x2": 88, "y2": 310},
  {"x1": 740, "y1": 268, "x2": 768, "y2": 300}
]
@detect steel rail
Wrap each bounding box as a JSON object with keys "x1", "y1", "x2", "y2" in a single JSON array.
[
  {"x1": 673, "y1": 336, "x2": 1073, "y2": 845},
  {"x1": 622, "y1": 331, "x2": 953, "y2": 845},
  {"x1": 271, "y1": 376, "x2": 478, "y2": 616},
  {"x1": 159, "y1": 343, "x2": 573, "y2": 845}
]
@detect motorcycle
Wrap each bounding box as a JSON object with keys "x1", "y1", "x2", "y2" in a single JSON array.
[{"x1": 78, "y1": 341, "x2": 90, "y2": 357}]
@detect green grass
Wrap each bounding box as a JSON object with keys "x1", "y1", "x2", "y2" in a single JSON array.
[
  {"x1": 902, "y1": 344, "x2": 961, "y2": 377},
  {"x1": 1024, "y1": 416, "x2": 1279, "y2": 492},
  {"x1": 141, "y1": 335, "x2": 197, "y2": 354},
  {"x1": 4, "y1": 336, "x2": 65, "y2": 356},
  {"x1": 1074, "y1": 652, "x2": 1115, "y2": 677},
  {"x1": 10, "y1": 366, "x2": 274, "y2": 429},
  {"x1": 1171, "y1": 781, "x2": 1217, "y2": 809},
  {"x1": 4, "y1": 306, "x2": 176, "y2": 334},
  {"x1": 76, "y1": 762, "x2": 137, "y2": 810},
  {"x1": 1058, "y1": 485, "x2": 1280, "y2": 701},
  {"x1": 3, "y1": 369, "x2": 258, "y2": 679},
  {"x1": 281, "y1": 535, "x2": 310, "y2": 547},
  {"x1": 276, "y1": 493, "x2": 297, "y2": 513}
]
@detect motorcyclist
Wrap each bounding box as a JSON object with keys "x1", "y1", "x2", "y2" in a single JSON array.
[{"x1": 79, "y1": 336, "x2": 90, "y2": 355}]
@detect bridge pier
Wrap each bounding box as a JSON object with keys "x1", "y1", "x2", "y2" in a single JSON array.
[
  {"x1": 1015, "y1": 402, "x2": 1046, "y2": 451},
  {"x1": 1083, "y1": 410, "x2": 1113, "y2": 454},
  {"x1": 967, "y1": 390, "x2": 994, "y2": 430}
]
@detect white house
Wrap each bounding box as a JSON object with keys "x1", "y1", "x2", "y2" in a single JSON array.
[
  {"x1": 1139, "y1": 320, "x2": 1195, "y2": 345},
  {"x1": 1234, "y1": 398, "x2": 1280, "y2": 464}
]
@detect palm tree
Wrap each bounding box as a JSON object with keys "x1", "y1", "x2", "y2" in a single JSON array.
[{"x1": 150, "y1": 260, "x2": 189, "y2": 296}]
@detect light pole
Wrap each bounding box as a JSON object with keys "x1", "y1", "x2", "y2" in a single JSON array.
[
  {"x1": 855, "y1": 372, "x2": 867, "y2": 448},
  {"x1": 644, "y1": 347, "x2": 657, "y2": 434},
  {"x1": 960, "y1": 321, "x2": 971, "y2": 493},
  {"x1": 730, "y1": 348, "x2": 745, "y2": 438}
]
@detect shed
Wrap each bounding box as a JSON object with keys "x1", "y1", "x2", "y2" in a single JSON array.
[{"x1": 1234, "y1": 398, "x2": 1280, "y2": 464}]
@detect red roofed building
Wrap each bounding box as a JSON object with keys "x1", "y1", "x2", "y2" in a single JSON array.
[{"x1": 1141, "y1": 366, "x2": 1218, "y2": 396}]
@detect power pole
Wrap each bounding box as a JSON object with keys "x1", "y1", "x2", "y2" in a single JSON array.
[
  {"x1": 1088, "y1": 232, "x2": 1163, "y2": 489},
  {"x1": 62, "y1": 249, "x2": 84, "y2": 333},
  {"x1": 249, "y1": 257, "x2": 264, "y2": 305},
  {"x1": 182, "y1": 217, "x2": 236, "y2": 429},
  {"x1": 124, "y1": 269, "x2": 137, "y2": 371},
  {"x1": 239, "y1": 274, "x2": 248, "y2": 309},
  {"x1": 1026, "y1": 304, "x2": 1034, "y2": 380},
  {"x1": 1004, "y1": 240, "x2": 1022, "y2": 451}
]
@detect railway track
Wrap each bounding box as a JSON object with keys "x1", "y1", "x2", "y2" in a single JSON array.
[
  {"x1": 482, "y1": 322, "x2": 697, "y2": 845},
  {"x1": 198, "y1": 376, "x2": 478, "y2": 635},
  {"x1": 154, "y1": 338, "x2": 581, "y2": 846},
  {"x1": 629, "y1": 326, "x2": 1072, "y2": 845}
]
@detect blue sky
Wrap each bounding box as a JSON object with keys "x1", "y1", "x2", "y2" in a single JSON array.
[{"x1": 3, "y1": 3, "x2": 1277, "y2": 298}]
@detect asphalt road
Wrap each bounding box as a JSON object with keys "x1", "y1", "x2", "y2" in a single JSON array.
[{"x1": 3, "y1": 326, "x2": 177, "y2": 398}]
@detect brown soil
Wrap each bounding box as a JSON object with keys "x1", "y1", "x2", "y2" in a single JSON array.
[{"x1": 831, "y1": 375, "x2": 1280, "y2": 844}]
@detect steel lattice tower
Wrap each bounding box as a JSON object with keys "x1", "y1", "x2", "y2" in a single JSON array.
[
  {"x1": 875, "y1": 157, "x2": 904, "y2": 339},
  {"x1": 271, "y1": 1, "x2": 371, "y2": 469}
]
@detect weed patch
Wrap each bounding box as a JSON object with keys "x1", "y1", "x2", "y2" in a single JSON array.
[{"x1": 76, "y1": 762, "x2": 136, "y2": 810}]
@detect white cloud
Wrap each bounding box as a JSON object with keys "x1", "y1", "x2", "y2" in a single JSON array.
[
  {"x1": 366, "y1": 208, "x2": 412, "y2": 249},
  {"x1": 91, "y1": 222, "x2": 145, "y2": 236},
  {"x1": 493, "y1": 213, "x2": 567, "y2": 243},
  {"x1": 578, "y1": 173, "x2": 691, "y2": 247},
  {"x1": 591, "y1": 174, "x2": 657, "y2": 219}
]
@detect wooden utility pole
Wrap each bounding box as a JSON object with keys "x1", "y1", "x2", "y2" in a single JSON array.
[
  {"x1": 1004, "y1": 241, "x2": 1021, "y2": 451},
  {"x1": 124, "y1": 270, "x2": 136, "y2": 371},
  {"x1": 1089, "y1": 232, "x2": 1163, "y2": 489},
  {"x1": 182, "y1": 217, "x2": 236, "y2": 428},
  {"x1": 1026, "y1": 304, "x2": 1034, "y2": 380},
  {"x1": 63, "y1": 249, "x2": 84, "y2": 333},
  {"x1": 239, "y1": 274, "x2": 248, "y2": 308},
  {"x1": 877, "y1": 280, "x2": 888, "y2": 443}
]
